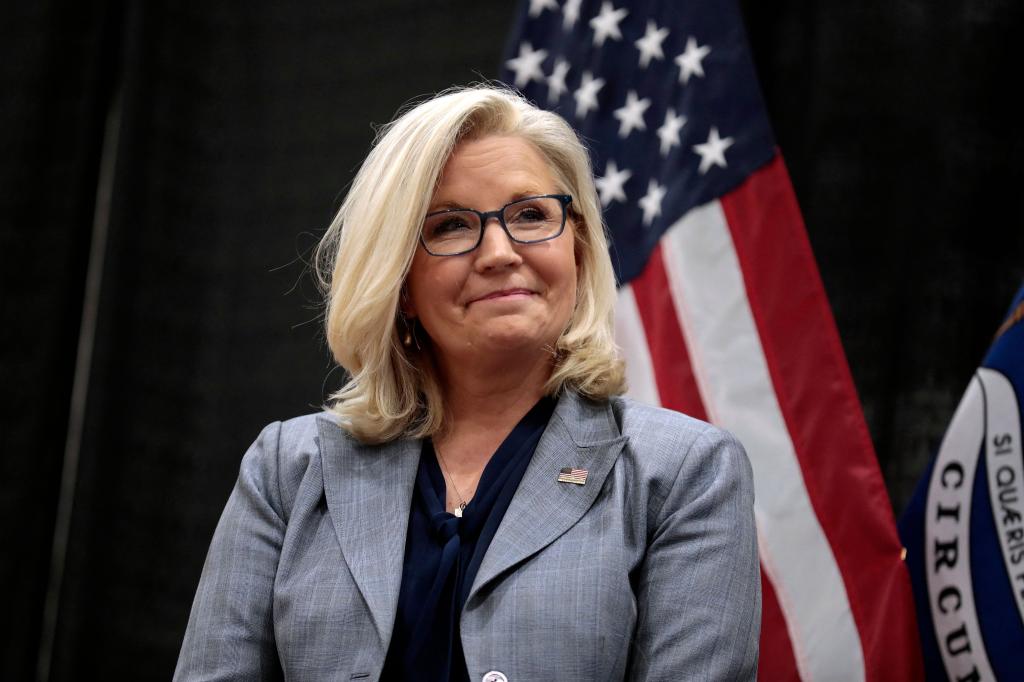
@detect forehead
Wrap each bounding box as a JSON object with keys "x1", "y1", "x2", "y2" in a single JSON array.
[{"x1": 432, "y1": 136, "x2": 558, "y2": 203}]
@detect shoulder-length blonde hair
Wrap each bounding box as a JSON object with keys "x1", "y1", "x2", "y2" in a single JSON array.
[{"x1": 315, "y1": 85, "x2": 625, "y2": 443}]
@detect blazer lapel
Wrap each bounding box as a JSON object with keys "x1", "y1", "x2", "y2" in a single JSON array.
[
  {"x1": 316, "y1": 414, "x2": 420, "y2": 649},
  {"x1": 466, "y1": 392, "x2": 626, "y2": 606}
]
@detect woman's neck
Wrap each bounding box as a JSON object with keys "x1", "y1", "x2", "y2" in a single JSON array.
[{"x1": 432, "y1": 350, "x2": 552, "y2": 470}]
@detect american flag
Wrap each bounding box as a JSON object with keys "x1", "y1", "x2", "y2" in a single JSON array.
[
  {"x1": 557, "y1": 466, "x2": 589, "y2": 485},
  {"x1": 502, "y1": 0, "x2": 922, "y2": 679}
]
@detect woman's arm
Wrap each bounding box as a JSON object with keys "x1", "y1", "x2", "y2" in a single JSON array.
[
  {"x1": 627, "y1": 426, "x2": 761, "y2": 681},
  {"x1": 174, "y1": 422, "x2": 286, "y2": 681}
]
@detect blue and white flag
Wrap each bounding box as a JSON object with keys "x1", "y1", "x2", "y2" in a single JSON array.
[{"x1": 899, "y1": 284, "x2": 1024, "y2": 681}]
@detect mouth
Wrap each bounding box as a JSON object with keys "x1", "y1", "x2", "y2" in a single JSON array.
[{"x1": 470, "y1": 288, "x2": 536, "y2": 304}]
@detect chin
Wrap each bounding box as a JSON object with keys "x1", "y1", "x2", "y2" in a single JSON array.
[{"x1": 478, "y1": 326, "x2": 558, "y2": 356}]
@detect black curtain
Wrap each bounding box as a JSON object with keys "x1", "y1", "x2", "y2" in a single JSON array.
[
  {"x1": 2, "y1": 1, "x2": 1021, "y2": 679},
  {"x1": 741, "y1": 0, "x2": 1024, "y2": 511},
  {"x1": 1, "y1": 2, "x2": 122, "y2": 679}
]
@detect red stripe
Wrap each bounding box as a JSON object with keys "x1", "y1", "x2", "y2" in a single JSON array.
[
  {"x1": 630, "y1": 243, "x2": 708, "y2": 421},
  {"x1": 759, "y1": 568, "x2": 801, "y2": 681},
  {"x1": 720, "y1": 155, "x2": 922, "y2": 679}
]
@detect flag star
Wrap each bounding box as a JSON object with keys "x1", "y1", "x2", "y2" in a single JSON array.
[
  {"x1": 563, "y1": 0, "x2": 583, "y2": 29},
  {"x1": 528, "y1": 0, "x2": 558, "y2": 18},
  {"x1": 612, "y1": 90, "x2": 651, "y2": 138},
  {"x1": 505, "y1": 42, "x2": 548, "y2": 88},
  {"x1": 656, "y1": 108, "x2": 687, "y2": 156},
  {"x1": 547, "y1": 59, "x2": 570, "y2": 103},
  {"x1": 634, "y1": 20, "x2": 669, "y2": 68},
  {"x1": 595, "y1": 160, "x2": 633, "y2": 206},
  {"x1": 573, "y1": 71, "x2": 605, "y2": 119},
  {"x1": 693, "y1": 126, "x2": 735, "y2": 174},
  {"x1": 638, "y1": 179, "x2": 667, "y2": 226},
  {"x1": 589, "y1": 1, "x2": 628, "y2": 47},
  {"x1": 675, "y1": 36, "x2": 712, "y2": 84}
]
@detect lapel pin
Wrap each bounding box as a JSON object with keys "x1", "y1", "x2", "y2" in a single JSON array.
[{"x1": 557, "y1": 467, "x2": 588, "y2": 485}]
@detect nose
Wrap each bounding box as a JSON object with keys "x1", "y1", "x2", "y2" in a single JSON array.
[{"x1": 473, "y1": 218, "x2": 522, "y2": 271}]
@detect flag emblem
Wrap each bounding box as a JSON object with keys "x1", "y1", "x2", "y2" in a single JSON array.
[
  {"x1": 557, "y1": 467, "x2": 588, "y2": 485},
  {"x1": 899, "y1": 284, "x2": 1024, "y2": 682}
]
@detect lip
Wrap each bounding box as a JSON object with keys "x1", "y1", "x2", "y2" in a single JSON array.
[{"x1": 470, "y1": 288, "x2": 536, "y2": 304}]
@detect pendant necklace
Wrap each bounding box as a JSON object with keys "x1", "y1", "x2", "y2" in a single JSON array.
[{"x1": 435, "y1": 445, "x2": 469, "y2": 517}]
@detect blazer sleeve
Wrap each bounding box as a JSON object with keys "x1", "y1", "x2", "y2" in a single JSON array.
[
  {"x1": 626, "y1": 425, "x2": 761, "y2": 681},
  {"x1": 174, "y1": 422, "x2": 286, "y2": 681}
]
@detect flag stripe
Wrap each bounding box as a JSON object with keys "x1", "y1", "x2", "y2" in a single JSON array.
[
  {"x1": 629, "y1": 243, "x2": 708, "y2": 421},
  {"x1": 615, "y1": 285, "x2": 661, "y2": 408},
  {"x1": 759, "y1": 569, "x2": 801, "y2": 680},
  {"x1": 658, "y1": 192, "x2": 865, "y2": 679},
  {"x1": 720, "y1": 157, "x2": 921, "y2": 679}
]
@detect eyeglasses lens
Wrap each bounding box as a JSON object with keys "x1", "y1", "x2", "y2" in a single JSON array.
[{"x1": 422, "y1": 196, "x2": 565, "y2": 256}]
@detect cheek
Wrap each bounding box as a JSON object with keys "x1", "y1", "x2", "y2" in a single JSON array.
[
  {"x1": 406, "y1": 257, "x2": 465, "y2": 321},
  {"x1": 564, "y1": 271, "x2": 579, "y2": 319},
  {"x1": 548, "y1": 252, "x2": 579, "y2": 320}
]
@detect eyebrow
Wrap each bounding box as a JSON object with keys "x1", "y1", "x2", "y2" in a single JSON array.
[
  {"x1": 427, "y1": 200, "x2": 469, "y2": 212},
  {"x1": 427, "y1": 190, "x2": 551, "y2": 213}
]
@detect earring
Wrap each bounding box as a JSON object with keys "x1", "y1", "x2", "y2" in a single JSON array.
[
  {"x1": 399, "y1": 288, "x2": 413, "y2": 348},
  {"x1": 400, "y1": 315, "x2": 421, "y2": 350}
]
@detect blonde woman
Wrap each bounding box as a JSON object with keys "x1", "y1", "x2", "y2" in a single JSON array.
[{"x1": 176, "y1": 86, "x2": 760, "y2": 681}]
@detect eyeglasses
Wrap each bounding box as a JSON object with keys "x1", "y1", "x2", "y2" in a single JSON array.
[{"x1": 420, "y1": 194, "x2": 573, "y2": 257}]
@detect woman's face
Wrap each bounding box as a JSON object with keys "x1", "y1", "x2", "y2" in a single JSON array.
[{"x1": 403, "y1": 135, "x2": 578, "y2": 372}]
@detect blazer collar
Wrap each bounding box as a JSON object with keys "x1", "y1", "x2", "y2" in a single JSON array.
[
  {"x1": 316, "y1": 415, "x2": 420, "y2": 651},
  {"x1": 465, "y1": 391, "x2": 626, "y2": 606},
  {"x1": 316, "y1": 391, "x2": 626, "y2": 646}
]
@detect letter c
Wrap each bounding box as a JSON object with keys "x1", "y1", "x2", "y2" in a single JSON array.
[
  {"x1": 938, "y1": 585, "x2": 962, "y2": 614},
  {"x1": 941, "y1": 462, "x2": 965, "y2": 489}
]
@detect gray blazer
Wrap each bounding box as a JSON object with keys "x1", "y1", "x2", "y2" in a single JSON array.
[{"x1": 175, "y1": 392, "x2": 760, "y2": 681}]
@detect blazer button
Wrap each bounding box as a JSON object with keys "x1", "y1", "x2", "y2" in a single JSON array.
[{"x1": 482, "y1": 671, "x2": 508, "y2": 682}]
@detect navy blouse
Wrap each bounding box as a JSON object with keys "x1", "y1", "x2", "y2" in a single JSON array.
[{"x1": 380, "y1": 397, "x2": 556, "y2": 681}]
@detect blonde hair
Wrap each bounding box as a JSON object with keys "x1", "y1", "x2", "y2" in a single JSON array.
[{"x1": 315, "y1": 85, "x2": 625, "y2": 443}]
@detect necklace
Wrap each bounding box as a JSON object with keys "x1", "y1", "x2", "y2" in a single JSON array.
[{"x1": 435, "y1": 445, "x2": 469, "y2": 517}]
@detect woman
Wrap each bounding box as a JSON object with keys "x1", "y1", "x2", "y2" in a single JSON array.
[{"x1": 175, "y1": 86, "x2": 760, "y2": 681}]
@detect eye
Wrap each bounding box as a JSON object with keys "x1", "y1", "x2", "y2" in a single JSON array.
[
  {"x1": 507, "y1": 198, "x2": 557, "y2": 225},
  {"x1": 435, "y1": 218, "x2": 470, "y2": 233},
  {"x1": 515, "y1": 207, "x2": 547, "y2": 221},
  {"x1": 424, "y1": 212, "x2": 476, "y2": 239}
]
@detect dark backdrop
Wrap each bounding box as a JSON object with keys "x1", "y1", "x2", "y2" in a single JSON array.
[{"x1": 2, "y1": 0, "x2": 1021, "y2": 679}]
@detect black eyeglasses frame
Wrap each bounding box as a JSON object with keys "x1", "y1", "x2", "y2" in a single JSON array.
[{"x1": 419, "y1": 193, "x2": 573, "y2": 257}]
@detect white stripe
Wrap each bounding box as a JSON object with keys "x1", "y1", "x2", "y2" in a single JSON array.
[
  {"x1": 615, "y1": 284, "x2": 662, "y2": 407},
  {"x1": 980, "y1": 367, "x2": 1024, "y2": 629},
  {"x1": 925, "y1": 375, "x2": 994, "y2": 681},
  {"x1": 659, "y1": 200, "x2": 865, "y2": 681}
]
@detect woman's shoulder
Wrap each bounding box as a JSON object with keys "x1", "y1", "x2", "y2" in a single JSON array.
[
  {"x1": 607, "y1": 394, "x2": 712, "y2": 435},
  {"x1": 607, "y1": 395, "x2": 741, "y2": 455},
  {"x1": 235, "y1": 411, "x2": 344, "y2": 514},
  {"x1": 242, "y1": 411, "x2": 332, "y2": 462},
  {"x1": 601, "y1": 395, "x2": 751, "y2": 493},
  {"x1": 279, "y1": 410, "x2": 337, "y2": 449}
]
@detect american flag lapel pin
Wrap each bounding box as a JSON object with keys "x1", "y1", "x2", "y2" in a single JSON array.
[{"x1": 557, "y1": 467, "x2": 588, "y2": 485}]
